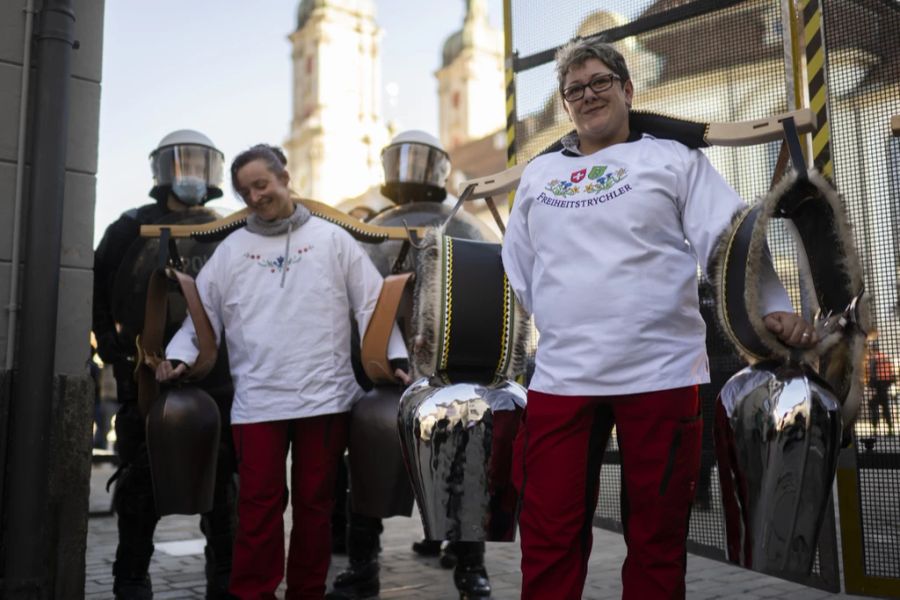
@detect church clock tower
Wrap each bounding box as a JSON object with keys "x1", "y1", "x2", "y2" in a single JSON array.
[
  {"x1": 435, "y1": 0, "x2": 506, "y2": 151},
  {"x1": 285, "y1": 0, "x2": 390, "y2": 204}
]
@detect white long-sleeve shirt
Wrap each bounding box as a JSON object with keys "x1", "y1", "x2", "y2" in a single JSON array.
[
  {"x1": 167, "y1": 217, "x2": 407, "y2": 424},
  {"x1": 501, "y1": 134, "x2": 791, "y2": 396}
]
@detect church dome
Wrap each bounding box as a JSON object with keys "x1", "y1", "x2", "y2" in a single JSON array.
[
  {"x1": 440, "y1": 0, "x2": 500, "y2": 68},
  {"x1": 296, "y1": 0, "x2": 323, "y2": 29},
  {"x1": 442, "y1": 29, "x2": 467, "y2": 68}
]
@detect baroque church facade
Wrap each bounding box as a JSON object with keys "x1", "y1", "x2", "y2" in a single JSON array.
[
  {"x1": 284, "y1": 0, "x2": 390, "y2": 205},
  {"x1": 284, "y1": 0, "x2": 506, "y2": 207}
]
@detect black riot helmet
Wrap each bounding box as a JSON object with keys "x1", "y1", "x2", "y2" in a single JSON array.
[
  {"x1": 380, "y1": 130, "x2": 450, "y2": 204},
  {"x1": 149, "y1": 129, "x2": 225, "y2": 205}
]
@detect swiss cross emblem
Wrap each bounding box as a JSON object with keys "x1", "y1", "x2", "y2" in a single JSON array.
[{"x1": 570, "y1": 169, "x2": 586, "y2": 183}]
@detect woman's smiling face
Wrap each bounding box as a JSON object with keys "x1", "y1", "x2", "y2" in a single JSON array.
[
  {"x1": 562, "y1": 58, "x2": 633, "y2": 155},
  {"x1": 235, "y1": 159, "x2": 295, "y2": 222}
]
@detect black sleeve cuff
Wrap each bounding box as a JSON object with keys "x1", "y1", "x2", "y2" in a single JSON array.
[{"x1": 389, "y1": 358, "x2": 409, "y2": 374}]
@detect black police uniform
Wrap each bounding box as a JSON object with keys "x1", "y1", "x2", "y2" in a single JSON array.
[{"x1": 93, "y1": 202, "x2": 236, "y2": 600}]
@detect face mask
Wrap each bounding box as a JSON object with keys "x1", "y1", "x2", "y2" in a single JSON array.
[{"x1": 171, "y1": 177, "x2": 207, "y2": 205}]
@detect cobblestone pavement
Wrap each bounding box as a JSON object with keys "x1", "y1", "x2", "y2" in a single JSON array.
[{"x1": 86, "y1": 463, "x2": 874, "y2": 599}]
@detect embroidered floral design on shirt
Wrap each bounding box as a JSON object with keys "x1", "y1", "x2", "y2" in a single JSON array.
[
  {"x1": 545, "y1": 179, "x2": 580, "y2": 197},
  {"x1": 546, "y1": 165, "x2": 627, "y2": 197},
  {"x1": 244, "y1": 245, "x2": 313, "y2": 274},
  {"x1": 586, "y1": 165, "x2": 627, "y2": 192}
]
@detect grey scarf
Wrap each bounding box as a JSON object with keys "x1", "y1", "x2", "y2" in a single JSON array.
[
  {"x1": 246, "y1": 204, "x2": 312, "y2": 288},
  {"x1": 245, "y1": 203, "x2": 311, "y2": 236}
]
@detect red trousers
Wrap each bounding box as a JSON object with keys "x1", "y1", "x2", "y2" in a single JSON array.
[
  {"x1": 514, "y1": 387, "x2": 701, "y2": 600},
  {"x1": 230, "y1": 413, "x2": 348, "y2": 600}
]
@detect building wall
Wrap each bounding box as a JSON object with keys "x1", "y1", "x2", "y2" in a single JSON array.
[
  {"x1": 0, "y1": 0, "x2": 102, "y2": 375},
  {"x1": 0, "y1": 0, "x2": 104, "y2": 596}
]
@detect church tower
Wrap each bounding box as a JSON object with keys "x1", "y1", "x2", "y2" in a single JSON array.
[
  {"x1": 435, "y1": 0, "x2": 506, "y2": 151},
  {"x1": 285, "y1": 0, "x2": 390, "y2": 204}
]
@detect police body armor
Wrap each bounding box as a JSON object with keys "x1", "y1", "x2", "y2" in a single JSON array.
[
  {"x1": 115, "y1": 207, "x2": 232, "y2": 516},
  {"x1": 348, "y1": 202, "x2": 497, "y2": 520},
  {"x1": 112, "y1": 208, "x2": 228, "y2": 383}
]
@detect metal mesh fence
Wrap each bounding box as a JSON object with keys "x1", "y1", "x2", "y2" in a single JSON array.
[
  {"x1": 507, "y1": 0, "x2": 900, "y2": 591},
  {"x1": 821, "y1": 0, "x2": 900, "y2": 581}
]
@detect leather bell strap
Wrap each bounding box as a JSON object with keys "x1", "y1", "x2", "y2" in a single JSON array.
[
  {"x1": 716, "y1": 169, "x2": 865, "y2": 363},
  {"x1": 136, "y1": 267, "x2": 218, "y2": 417},
  {"x1": 361, "y1": 272, "x2": 414, "y2": 384},
  {"x1": 715, "y1": 136, "x2": 794, "y2": 361}
]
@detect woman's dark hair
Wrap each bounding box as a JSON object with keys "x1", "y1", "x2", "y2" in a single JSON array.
[
  {"x1": 230, "y1": 144, "x2": 288, "y2": 192},
  {"x1": 555, "y1": 38, "x2": 630, "y2": 96}
]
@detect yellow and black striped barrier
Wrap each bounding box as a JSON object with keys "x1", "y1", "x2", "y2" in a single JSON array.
[
  {"x1": 801, "y1": 0, "x2": 832, "y2": 179},
  {"x1": 503, "y1": 0, "x2": 516, "y2": 172}
]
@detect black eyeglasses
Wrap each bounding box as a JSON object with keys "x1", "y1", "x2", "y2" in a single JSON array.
[{"x1": 562, "y1": 73, "x2": 622, "y2": 102}]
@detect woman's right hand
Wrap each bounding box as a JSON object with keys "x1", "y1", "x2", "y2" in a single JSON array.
[{"x1": 155, "y1": 360, "x2": 188, "y2": 382}]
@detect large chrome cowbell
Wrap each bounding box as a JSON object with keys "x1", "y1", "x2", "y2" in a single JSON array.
[
  {"x1": 398, "y1": 378, "x2": 526, "y2": 542},
  {"x1": 714, "y1": 361, "x2": 841, "y2": 576}
]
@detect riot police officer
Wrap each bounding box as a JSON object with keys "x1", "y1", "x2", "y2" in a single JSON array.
[
  {"x1": 327, "y1": 130, "x2": 493, "y2": 600},
  {"x1": 92, "y1": 130, "x2": 236, "y2": 600}
]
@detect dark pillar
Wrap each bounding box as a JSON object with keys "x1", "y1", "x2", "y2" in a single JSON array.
[{"x1": 2, "y1": 1, "x2": 77, "y2": 597}]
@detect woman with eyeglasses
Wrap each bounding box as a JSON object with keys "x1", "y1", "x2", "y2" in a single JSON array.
[
  {"x1": 156, "y1": 143, "x2": 408, "y2": 599},
  {"x1": 501, "y1": 38, "x2": 816, "y2": 600}
]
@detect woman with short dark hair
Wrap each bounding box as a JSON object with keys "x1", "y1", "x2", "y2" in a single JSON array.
[{"x1": 502, "y1": 39, "x2": 815, "y2": 599}]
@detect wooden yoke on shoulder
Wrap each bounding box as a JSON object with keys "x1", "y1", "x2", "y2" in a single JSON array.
[
  {"x1": 455, "y1": 108, "x2": 817, "y2": 207},
  {"x1": 140, "y1": 195, "x2": 429, "y2": 244}
]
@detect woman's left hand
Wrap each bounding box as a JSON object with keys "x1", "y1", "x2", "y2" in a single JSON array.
[
  {"x1": 156, "y1": 359, "x2": 189, "y2": 382},
  {"x1": 763, "y1": 311, "x2": 817, "y2": 348},
  {"x1": 394, "y1": 368, "x2": 412, "y2": 386}
]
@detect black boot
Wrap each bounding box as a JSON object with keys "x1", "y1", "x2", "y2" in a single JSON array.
[
  {"x1": 452, "y1": 542, "x2": 491, "y2": 599},
  {"x1": 111, "y1": 427, "x2": 160, "y2": 600},
  {"x1": 113, "y1": 574, "x2": 153, "y2": 600},
  {"x1": 326, "y1": 559, "x2": 380, "y2": 600},
  {"x1": 411, "y1": 538, "x2": 442, "y2": 557},
  {"x1": 201, "y1": 519, "x2": 235, "y2": 599},
  {"x1": 112, "y1": 487, "x2": 157, "y2": 600},
  {"x1": 326, "y1": 513, "x2": 383, "y2": 600}
]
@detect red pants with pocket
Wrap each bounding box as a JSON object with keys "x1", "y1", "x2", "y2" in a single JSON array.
[
  {"x1": 229, "y1": 413, "x2": 349, "y2": 600},
  {"x1": 514, "y1": 387, "x2": 701, "y2": 600}
]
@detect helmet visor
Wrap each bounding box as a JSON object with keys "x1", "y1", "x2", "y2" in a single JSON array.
[
  {"x1": 151, "y1": 144, "x2": 224, "y2": 190},
  {"x1": 381, "y1": 142, "x2": 450, "y2": 189}
]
